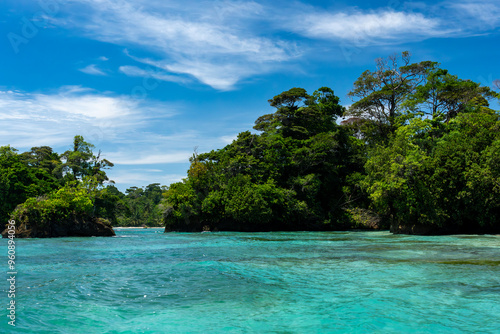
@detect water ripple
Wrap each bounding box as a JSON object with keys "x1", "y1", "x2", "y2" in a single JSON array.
[{"x1": 2, "y1": 230, "x2": 499, "y2": 333}]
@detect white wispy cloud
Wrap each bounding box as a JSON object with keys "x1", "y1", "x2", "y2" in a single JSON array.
[
  {"x1": 47, "y1": 1, "x2": 500, "y2": 88},
  {"x1": 119, "y1": 65, "x2": 189, "y2": 85},
  {"x1": 451, "y1": 1, "x2": 500, "y2": 27},
  {"x1": 79, "y1": 64, "x2": 107, "y2": 76},
  {"x1": 136, "y1": 57, "x2": 281, "y2": 91},
  {"x1": 55, "y1": 0, "x2": 296, "y2": 90},
  {"x1": 108, "y1": 170, "x2": 185, "y2": 187},
  {"x1": 106, "y1": 151, "x2": 192, "y2": 165},
  {"x1": 0, "y1": 86, "x2": 174, "y2": 148},
  {"x1": 288, "y1": 10, "x2": 446, "y2": 44},
  {"x1": 0, "y1": 85, "x2": 247, "y2": 188},
  {"x1": 219, "y1": 134, "x2": 237, "y2": 145}
]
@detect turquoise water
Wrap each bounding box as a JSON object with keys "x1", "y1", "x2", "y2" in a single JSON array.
[{"x1": 2, "y1": 229, "x2": 500, "y2": 333}]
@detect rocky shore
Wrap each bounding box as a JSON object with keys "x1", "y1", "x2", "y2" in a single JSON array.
[{"x1": 1, "y1": 215, "x2": 115, "y2": 238}]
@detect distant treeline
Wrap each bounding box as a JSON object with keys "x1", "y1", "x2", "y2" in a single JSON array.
[
  {"x1": 2, "y1": 51, "x2": 499, "y2": 234},
  {"x1": 0, "y1": 136, "x2": 164, "y2": 228}
]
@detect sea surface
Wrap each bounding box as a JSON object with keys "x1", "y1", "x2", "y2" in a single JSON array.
[{"x1": 2, "y1": 229, "x2": 500, "y2": 333}]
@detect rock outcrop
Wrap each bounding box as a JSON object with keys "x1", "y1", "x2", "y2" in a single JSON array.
[
  {"x1": 390, "y1": 223, "x2": 439, "y2": 235},
  {"x1": 1, "y1": 215, "x2": 115, "y2": 238},
  {"x1": 390, "y1": 222, "x2": 500, "y2": 235}
]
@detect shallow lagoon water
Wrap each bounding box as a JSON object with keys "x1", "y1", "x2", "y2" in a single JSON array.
[{"x1": 2, "y1": 229, "x2": 500, "y2": 333}]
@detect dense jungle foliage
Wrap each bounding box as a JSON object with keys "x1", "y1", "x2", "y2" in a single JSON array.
[
  {"x1": 0, "y1": 135, "x2": 163, "y2": 228},
  {"x1": 2, "y1": 52, "x2": 499, "y2": 234},
  {"x1": 163, "y1": 52, "x2": 500, "y2": 233}
]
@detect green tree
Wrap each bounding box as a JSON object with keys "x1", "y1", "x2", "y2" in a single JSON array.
[
  {"x1": 90, "y1": 150, "x2": 115, "y2": 184},
  {"x1": 57, "y1": 136, "x2": 113, "y2": 184},
  {"x1": 365, "y1": 110, "x2": 500, "y2": 233},
  {"x1": 116, "y1": 183, "x2": 166, "y2": 226},
  {"x1": 19, "y1": 146, "x2": 62, "y2": 179},
  {"x1": 346, "y1": 51, "x2": 436, "y2": 136},
  {"x1": 255, "y1": 87, "x2": 344, "y2": 139},
  {"x1": 404, "y1": 69, "x2": 497, "y2": 122},
  {"x1": 59, "y1": 135, "x2": 94, "y2": 181},
  {"x1": 0, "y1": 146, "x2": 59, "y2": 223},
  {"x1": 164, "y1": 87, "x2": 366, "y2": 231},
  {"x1": 9, "y1": 178, "x2": 114, "y2": 238},
  {"x1": 94, "y1": 185, "x2": 123, "y2": 225},
  {"x1": 164, "y1": 181, "x2": 199, "y2": 231}
]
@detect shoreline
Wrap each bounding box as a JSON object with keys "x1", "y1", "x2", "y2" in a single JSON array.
[{"x1": 113, "y1": 226, "x2": 164, "y2": 229}]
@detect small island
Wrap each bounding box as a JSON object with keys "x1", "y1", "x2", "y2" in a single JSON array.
[
  {"x1": 1, "y1": 181, "x2": 115, "y2": 238},
  {"x1": 162, "y1": 53, "x2": 500, "y2": 235},
  {"x1": 0, "y1": 136, "x2": 115, "y2": 238}
]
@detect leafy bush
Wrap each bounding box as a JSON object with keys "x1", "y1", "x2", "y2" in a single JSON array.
[{"x1": 12, "y1": 182, "x2": 93, "y2": 227}]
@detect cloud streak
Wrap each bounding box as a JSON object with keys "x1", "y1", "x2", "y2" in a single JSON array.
[
  {"x1": 451, "y1": 1, "x2": 500, "y2": 28},
  {"x1": 293, "y1": 10, "x2": 444, "y2": 44},
  {"x1": 0, "y1": 86, "x2": 175, "y2": 147},
  {"x1": 0, "y1": 85, "x2": 246, "y2": 188},
  {"x1": 119, "y1": 65, "x2": 189, "y2": 85},
  {"x1": 79, "y1": 64, "x2": 107, "y2": 76},
  {"x1": 56, "y1": 0, "x2": 296, "y2": 90},
  {"x1": 107, "y1": 151, "x2": 192, "y2": 165},
  {"x1": 108, "y1": 169, "x2": 185, "y2": 186},
  {"x1": 49, "y1": 0, "x2": 500, "y2": 89}
]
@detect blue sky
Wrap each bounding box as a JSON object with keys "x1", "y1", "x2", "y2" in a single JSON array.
[{"x1": 1, "y1": 0, "x2": 499, "y2": 191}]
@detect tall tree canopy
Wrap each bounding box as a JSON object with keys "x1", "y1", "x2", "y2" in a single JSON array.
[
  {"x1": 254, "y1": 87, "x2": 344, "y2": 139},
  {"x1": 403, "y1": 68, "x2": 497, "y2": 122},
  {"x1": 162, "y1": 54, "x2": 499, "y2": 234},
  {"x1": 364, "y1": 110, "x2": 500, "y2": 234},
  {"x1": 19, "y1": 146, "x2": 62, "y2": 178},
  {"x1": 163, "y1": 87, "x2": 366, "y2": 232},
  {"x1": 2, "y1": 52, "x2": 499, "y2": 235},
  {"x1": 57, "y1": 135, "x2": 114, "y2": 183},
  {"x1": 0, "y1": 146, "x2": 60, "y2": 223},
  {"x1": 346, "y1": 51, "x2": 436, "y2": 134},
  {"x1": 0, "y1": 136, "x2": 116, "y2": 228}
]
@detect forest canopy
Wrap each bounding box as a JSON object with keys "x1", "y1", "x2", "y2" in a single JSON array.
[
  {"x1": 163, "y1": 52, "x2": 500, "y2": 234},
  {"x1": 2, "y1": 52, "x2": 499, "y2": 235}
]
